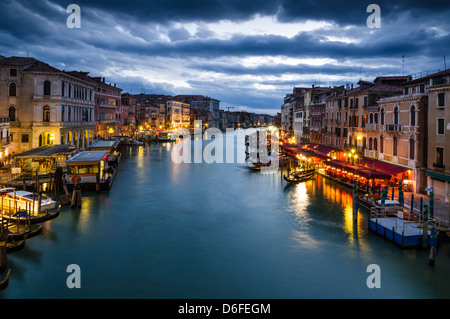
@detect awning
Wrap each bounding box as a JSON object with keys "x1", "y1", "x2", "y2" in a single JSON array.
[
  {"x1": 358, "y1": 169, "x2": 392, "y2": 180},
  {"x1": 308, "y1": 144, "x2": 336, "y2": 156},
  {"x1": 359, "y1": 158, "x2": 408, "y2": 176},
  {"x1": 426, "y1": 170, "x2": 450, "y2": 183}
]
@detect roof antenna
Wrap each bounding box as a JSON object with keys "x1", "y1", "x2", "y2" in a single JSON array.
[{"x1": 402, "y1": 55, "x2": 405, "y2": 76}]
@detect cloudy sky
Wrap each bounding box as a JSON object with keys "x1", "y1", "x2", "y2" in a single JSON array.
[{"x1": 1, "y1": 0, "x2": 449, "y2": 115}]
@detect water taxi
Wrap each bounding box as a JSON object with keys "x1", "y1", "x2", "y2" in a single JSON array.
[{"x1": 0, "y1": 188, "x2": 57, "y2": 213}]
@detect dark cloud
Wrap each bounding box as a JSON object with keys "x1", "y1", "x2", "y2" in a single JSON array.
[{"x1": 0, "y1": 0, "x2": 449, "y2": 113}]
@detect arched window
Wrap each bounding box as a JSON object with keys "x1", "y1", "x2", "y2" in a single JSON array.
[
  {"x1": 380, "y1": 135, "x2": 384, "y2": 153},
  {"x1": 369, "y1": 113, "x2": 374, "y2": 124},
  {"x1": 374, "y1": 113, "x2": 378, "y2": 124},
  {"x1": 393, "y1": 106, "x2": 399, "y2": 125},
  {"x1": 9, "y1": 106, "x2": 16, "y2": 122},
  {"x1": 393, "y1": 137, "x2": 398, "y2": 156},
  {"x1": 43, "y1": 105, "x2": 50, "y2": 122},
  {"x1": 44, "y1": 80, "x2": 51, "y2": 96},
  {"x1": 369, "y1": 137, "x2": 373, "y2": 150},
  {"x1": 409, "y1": 137, "x2": 415, "y2": 160},
  {"x1": 9, "y1": 83, "x2": 17, "y2": 97},
  {"x1": 410, "y1": 105, "x2": 416, "y2": 126},
  {"x1": 380, "y1": 108, "x2": 385, "y2": 125},
  {"x1": 374, "y1": 138, "x2": 378, "y2": 151}
]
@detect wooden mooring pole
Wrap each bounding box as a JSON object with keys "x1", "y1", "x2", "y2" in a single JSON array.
[{"x1": 71, "y1": 185, "x2": 82, "y2": 209}]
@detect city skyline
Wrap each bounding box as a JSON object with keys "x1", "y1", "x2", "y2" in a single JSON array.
[{"x1": 1, "y1": 0, "x2": 449, "y2": 115}]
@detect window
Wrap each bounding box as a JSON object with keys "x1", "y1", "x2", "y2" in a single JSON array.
[
  {"x1": 409, "y1": 138, "x2": 415, "y2": 160},
  {"x1": 10, "y1": 69, "x2": 17, "y2": 77},
  {"x1": 410, "y1": 105, "x2": 416, "y2": 126},
  {"x1": 364, "y1": 96, "x2": 368, "y2": 107},
  {"x1": 8, "y1": 106, "x2": 16, "y2": 122},
  {"x1": 374, "y1": 113, "x2": 378, "y2": 124},
  {"x1": 438, "y1": 93, "x2": 445, "y2": 108},
  {"x1": 21, "y1": 134, "x2": 29, "y2": 143},
  {"x1": 43, "y1": 105, "x2": 50, "y2": 122},
  {"x1": 44, "y1": 80, "x2": 51, "y2": 96},
  {"x1": 380, "y1": 108, "x2": 385, "y2": 125},
  {"x1": 437, "y1": 118, "x2": 445, "y2": 135},
  {"x1": 436, "y1": 147, "x2": 444, "y2": 166},
  {"x1": 369, "y1": 137, "x2": 373, "y2": 150},
  {"x1": 380, "y1": 135, "x2": 384, "y2": 153},
  {"x1": 369, "y1": 113, "x2": 373, "y2": 124},
  {"x1": 393, "y1": 107, "x2": 399, "y2": 125},
  {"x1": 393, "y1": 137, "x2": 398, "y2": 156},
  {"x1": 374, "y1": 138, "x2": 378, "y2": 151},
  {"x1": 9, "y1": 83, "x2": 17, "y2": 97},
  {"x1": 62, "y1": 82, "x2": 65, "y2": 97}
]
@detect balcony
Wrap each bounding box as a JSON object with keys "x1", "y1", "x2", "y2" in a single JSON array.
[
  {"x1": 386, "y1": 124, "x2": 402, "y2": 132},
  {"x1": 365, "y1": 123, "x2": 379, "y2": 131},
  {"x1": 99, "y1": 103, "x2": 117, "y2": 109},
  {"x1": 365, "y1": 149, "x2": 378, "y2": 159}
]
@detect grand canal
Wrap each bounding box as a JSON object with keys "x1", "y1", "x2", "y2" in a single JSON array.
[{"x1": 1, "y1": 135, "x2": 450, "y2": 299}]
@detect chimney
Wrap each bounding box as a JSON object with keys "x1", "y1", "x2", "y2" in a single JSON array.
[
  {"x1": 102, "y1": 77, "x2": 105, "y2": 83},
  {"x1": 351, "y1": 83, "x2": 353, "y2": 89}
]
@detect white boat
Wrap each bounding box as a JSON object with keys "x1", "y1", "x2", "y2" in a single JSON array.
[{"x1": 0, "y1": 188, "x2": 57, "y2": 213}]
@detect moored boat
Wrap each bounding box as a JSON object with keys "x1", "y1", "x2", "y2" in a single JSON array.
[
  {"x1": 0, "y1": 188, "x2": 57, "y2": 213},
  {"x1": 157, "y1": 131, "x2": 174, "y2": 142},
  {"x1": 283, "y1": 169, "x2": 315, "y2": 183},
  {"x1": 7, "y1": 224, "x2": 43, "y2": 241},
  {"x1": 0, "y1": 269, "x2": 10, "y2": 291},
  {"x1": 6, "y1": 205, "x2": 61, "y2": 225},
  {"x1": 6, "y1": 239, "x2": 25, "y2": 253}
]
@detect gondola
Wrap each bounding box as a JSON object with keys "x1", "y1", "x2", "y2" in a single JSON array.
[
  {"x1": 283, "y1": 170, "x2": 315, "y2": 183},
  {"x1": 7, "y1": 224, "x2": 43, "y2": 241},
  {"x1": 6, "y1": 239, "x2": 25, "y2": 253},
  {"x1": 0, "y1": 269, "x2": 11, "y2": 291},
  {"x1": 6, "y1": 205, "x2": 61, "y2": 225}
]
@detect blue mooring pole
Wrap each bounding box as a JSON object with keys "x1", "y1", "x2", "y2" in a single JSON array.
[{"x1": 429, "y1": 227, "x2": 437, "y2": 266}]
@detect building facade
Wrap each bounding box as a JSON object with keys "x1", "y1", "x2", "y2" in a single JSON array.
[{"x1": 0, "y1": 57, "x2": 96, "y2": 154}]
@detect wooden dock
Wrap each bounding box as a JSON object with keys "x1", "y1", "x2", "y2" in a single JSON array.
[{"x1": 368, "y1": 217, "x2": 437, "y2": 248}]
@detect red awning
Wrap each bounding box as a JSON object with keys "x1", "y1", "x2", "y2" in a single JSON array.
[
  {"x1": 359, "y1": 158, "x2": 408, "y2": 176},
  {"x1": 358, "y1": 169, "x2": 392, "y2": 180}
]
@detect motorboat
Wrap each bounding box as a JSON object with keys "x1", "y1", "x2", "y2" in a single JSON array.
[{"x1": 0, "y1": 188, "x2": 57, "y2": 213}]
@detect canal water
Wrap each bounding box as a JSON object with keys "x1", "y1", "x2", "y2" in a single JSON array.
[{"x1": 2, "y1": 134, "x2": 450, "y2": 299}]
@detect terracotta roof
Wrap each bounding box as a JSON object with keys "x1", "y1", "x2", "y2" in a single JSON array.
[
  {"x1": 0, "y1": 56, "x2": 38, "y2": 67},
  {"x1": 23, "y1": 60, "x2": 61, "y2": 73},
  {"x1": 405, "y1": 69, "x2": 450, "y2": 85}
]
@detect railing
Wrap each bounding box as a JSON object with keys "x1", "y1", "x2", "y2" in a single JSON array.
[
  {"x1": 365, "y1": 123, "x2": 378, "y2": 131},
  {"x1": 386, "y1": 124, "x2": 402, "y2": 132},
  {"x1": 365, "y1": 149, "x2": 378, "y2": 158}
]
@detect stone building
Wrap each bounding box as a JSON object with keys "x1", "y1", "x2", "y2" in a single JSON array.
[{"x1": 0, "y1": 56, "x2": 96, "y2": 153}]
